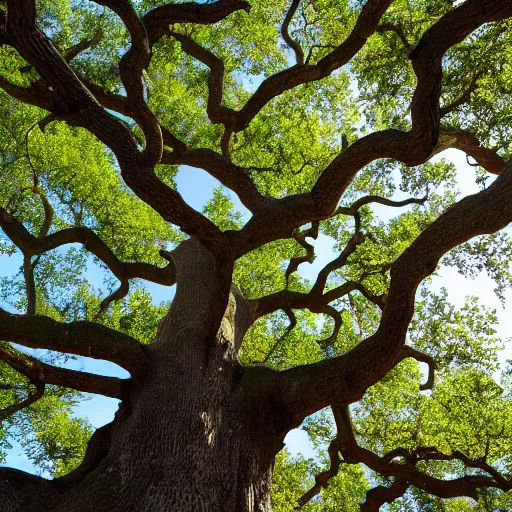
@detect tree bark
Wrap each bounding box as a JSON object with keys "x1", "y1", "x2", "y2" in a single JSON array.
[{"x1": 1, "y1": 239, "x2": 283, "y2": 512}]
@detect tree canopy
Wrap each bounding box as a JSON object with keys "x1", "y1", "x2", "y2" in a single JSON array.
[{"x1": 1, "y1": 0, "x2": 512, "y2": 510}]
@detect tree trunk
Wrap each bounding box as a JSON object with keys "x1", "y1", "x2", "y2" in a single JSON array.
[{"x1": 1, "y1": 239, "x2": 287, "y2": 512}]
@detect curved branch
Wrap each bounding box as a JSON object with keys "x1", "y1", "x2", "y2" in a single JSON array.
[
  {"x1": 0, "y1": 342, "x2": 126, "y2": 399},
  {"x1": 436, "y1": 127, "x2": 506, "y2": 175},
  {"x1": 268, "y1": 159, "x2": 512, "y2": 427},
  {"x1": 169, "y1": 31, "x2": 232, "y2": 131},
  {"x1": 440, "y1": 72, "x2": 483, "y2": 117},
  {"x1": 285, "y1": 221, "x2": 319, "y2": 285},
  {"x1": 295, "y1": 427, "x2": 342, "y2": 508},
  {"x1": 0, "y1": 207, "x2": 176, "y2": 290},
  {"x1": 230, "y1": 0, "x2": 512, "y2": 259},
  {"x1": 161, "y1": 146, "x2": 265, "y2": 211},
  {"x1": 316, "y1": 304, "x2": 342, "y2": 348},
  {"x1": 206, "y1": 0, "x2": 393, "y2": 131},
  {"x1": 0, "y1": 378, "x2": 44, "y2": 421},
  {"x1": 401, "y1": 345, "x2": 436, "y2": 391},
  {"x1": 334, "y1": 192, "x2": 428, "y2": 217},
  {"x1": 281, "y1": 0, "x2": 304, "y2": 65},
  {"x1": 336, "y1": 406, "x2": 510, "y2": 508},
  {"x1": 142, "y1": 0, "x2": 251, "y2": 47},
  {"x1": 95, "y1": 0, "x2": 162, "y2": 167},
  {"x1": 0, "y1": 308, "x2": 148, "y2": 379},
  {"x1": 310, "y1": 232, "x2": 367, "y2": 297},
  {"x1": 95, "y1": 280, "x2": 130, "y2": 319},
  {"x1": 360, "y1": 479, "x2": 409, "y2": 512},
  {"x1": 376, "y1": 22, "x2": 413, "y2": 53},
  {"x1": 6, "y1": 0, "x2": 228, "y2": 257}
]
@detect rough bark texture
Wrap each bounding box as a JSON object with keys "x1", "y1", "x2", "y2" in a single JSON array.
[{"x1": 2, "y1": 240, "x2": 284, "y2": 512}]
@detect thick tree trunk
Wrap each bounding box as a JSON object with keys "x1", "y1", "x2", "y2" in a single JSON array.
[
  {"x1": 1, "y1": 239, "x2": 286, "y2": 512},
  {"x1": 50, "y1": 353, "x2": 279, "y2": 512}
]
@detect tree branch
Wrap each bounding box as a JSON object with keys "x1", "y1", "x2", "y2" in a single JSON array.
[
  {"x1": 229, "y1": 0, "x2": 512, "y2": 259},
  {"x1": 267, "y1": 158, "x2": 512, "y2": 427},
  {"x1": 284, "y1": 221, "x2": 319, "y2": 285},
  {"x1": 200, "y1": 0, "x2": 393, "y2": 131},
  {"x1": 257, "y1": 308, "x2": 297, "y2": 365},
  {"x1": 333, "y1": 193, "x2": 428, "y2": 218},
  {"x1": 0, "y1": 467, "x2": 61, "y2": 512},
  {"x1": 0, "y1": 342, "x2": 126, "y2": 400},
  {"x1": 0, "y1": 308, "x2": 148, "y2": 379},
  {"x1": 0, "y1": 206, "x2": 176, "y2": 292},
  {"x1": 95, "y1": 0, "x2": 162, "y2": 167},
  {"x1": 248, "y1": 191, "x2": 411, "y2": 326},
  {"x1": 5, "y1": 0, "x2": 228, "y2": 257},
  {"x1": 334, "y1": 406, "x2": 510, "y2": 509},
  {"x1": 161, "y1": 146, "x2": 265, "y2": 211},
  {"x1": 295, "y1": 425, "x2": 342, "y2": 508},
  {"x1": 360, "y1": 479, "x2": 409, "y2": 512},
  {"x1": 400, "y1": 345, "x2": 436, "y2": 391},
  {"x1": 436, "y1": 127, "x2": 506, "y2": 175},
  {"x1": 168, "y1": 30, "x2": 232, "y2": 133},
  {"x1": 19, "y1": 25, "x2": 104, "y2": 74},
  {"x1": 440, "y1": 71, "x2": 482, "y2": 117},
  {"x1": 142, "y1": 0, "x2": 251, "y2": 48},
  {"x1": 281, "y1": 0, "x2": 304, "y2": 65},
  {"x1": 376, "y1": 22, "x2": 413, "y2": 53},
  {"x1": 0, "y1": 377, "x2": 44, "y2": 422}
]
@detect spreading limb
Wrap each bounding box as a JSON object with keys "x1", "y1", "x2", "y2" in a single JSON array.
[
  {"x1": 0, "y1": 207, "x2": 176, "y2": 293},
  {"x1": 269, "y1": 159, "x2": 512, "y2": 426},
  {"x1": 0, "y1": 308, "x2": 147, "y2": 379},
  {"x1": 0, "y1": 342, "x2": 127, "y2": 400}
]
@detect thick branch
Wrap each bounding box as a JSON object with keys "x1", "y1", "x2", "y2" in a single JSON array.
[
  {"x1": 0, "y1": 308, "x2": 147, "y2": 379},
  {"x1": 19, "y1": 26, "x2": 104, "y2": 74},
  {"x1": 196, "y1": 0, "x2": 393, "y2": 131},
  {"x1": 0, "y1": 207, "x2": 176, "y2": 289},
  {"x1": 95, "y1": 0, "x2": 162, "y2": 167},
  {"x1": 5, "y1": 0, "x2": 228, "y2": 256},
  {"x1": 248, "y1": 192, "x2": 413, "y2": 323},
  {"x1": 0, "y1": 467, "x2": 61, "y2": 512},
  {"x1": 360, "y1": 479, "x2": 409, "y2": 512},
  {"x1": 436, "y1": 127, "x2": 506, "y2": 175},
  {"x1": 230, "y1": 0, "x2": 512, "y2": 258},
  {"x1": 269, "y1": 158, "x2": 512, "y2": 425},
  {"x1": 0, "y1": 342, "x2": 125, "y2": 399},
  {"x1": 142, "y1": 0, "x2": 251, "y2": 47},
  {"x1": 161, "y1": 146, "x2": 265, "y2": 211}
]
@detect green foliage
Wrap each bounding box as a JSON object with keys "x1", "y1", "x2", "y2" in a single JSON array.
[
  {"x1": 1, "y1": 1, "x2": 512, "y2": 509},
  {"x1": 16, "y1": 393, "x2": 93, "y2": 477}
]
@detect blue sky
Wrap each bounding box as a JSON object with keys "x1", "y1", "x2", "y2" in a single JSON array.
[{"x1": 2, "y1": 149, "x2": 512, "y2": 474}]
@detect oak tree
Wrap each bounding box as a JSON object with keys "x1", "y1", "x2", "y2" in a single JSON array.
[{"x1": 1, "y1": 0, "x2": 512, "y2": 510}]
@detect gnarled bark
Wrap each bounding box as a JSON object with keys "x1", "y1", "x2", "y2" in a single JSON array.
[{"x1": 1, "y1": 240, "x2": 284, "y2": 512}]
